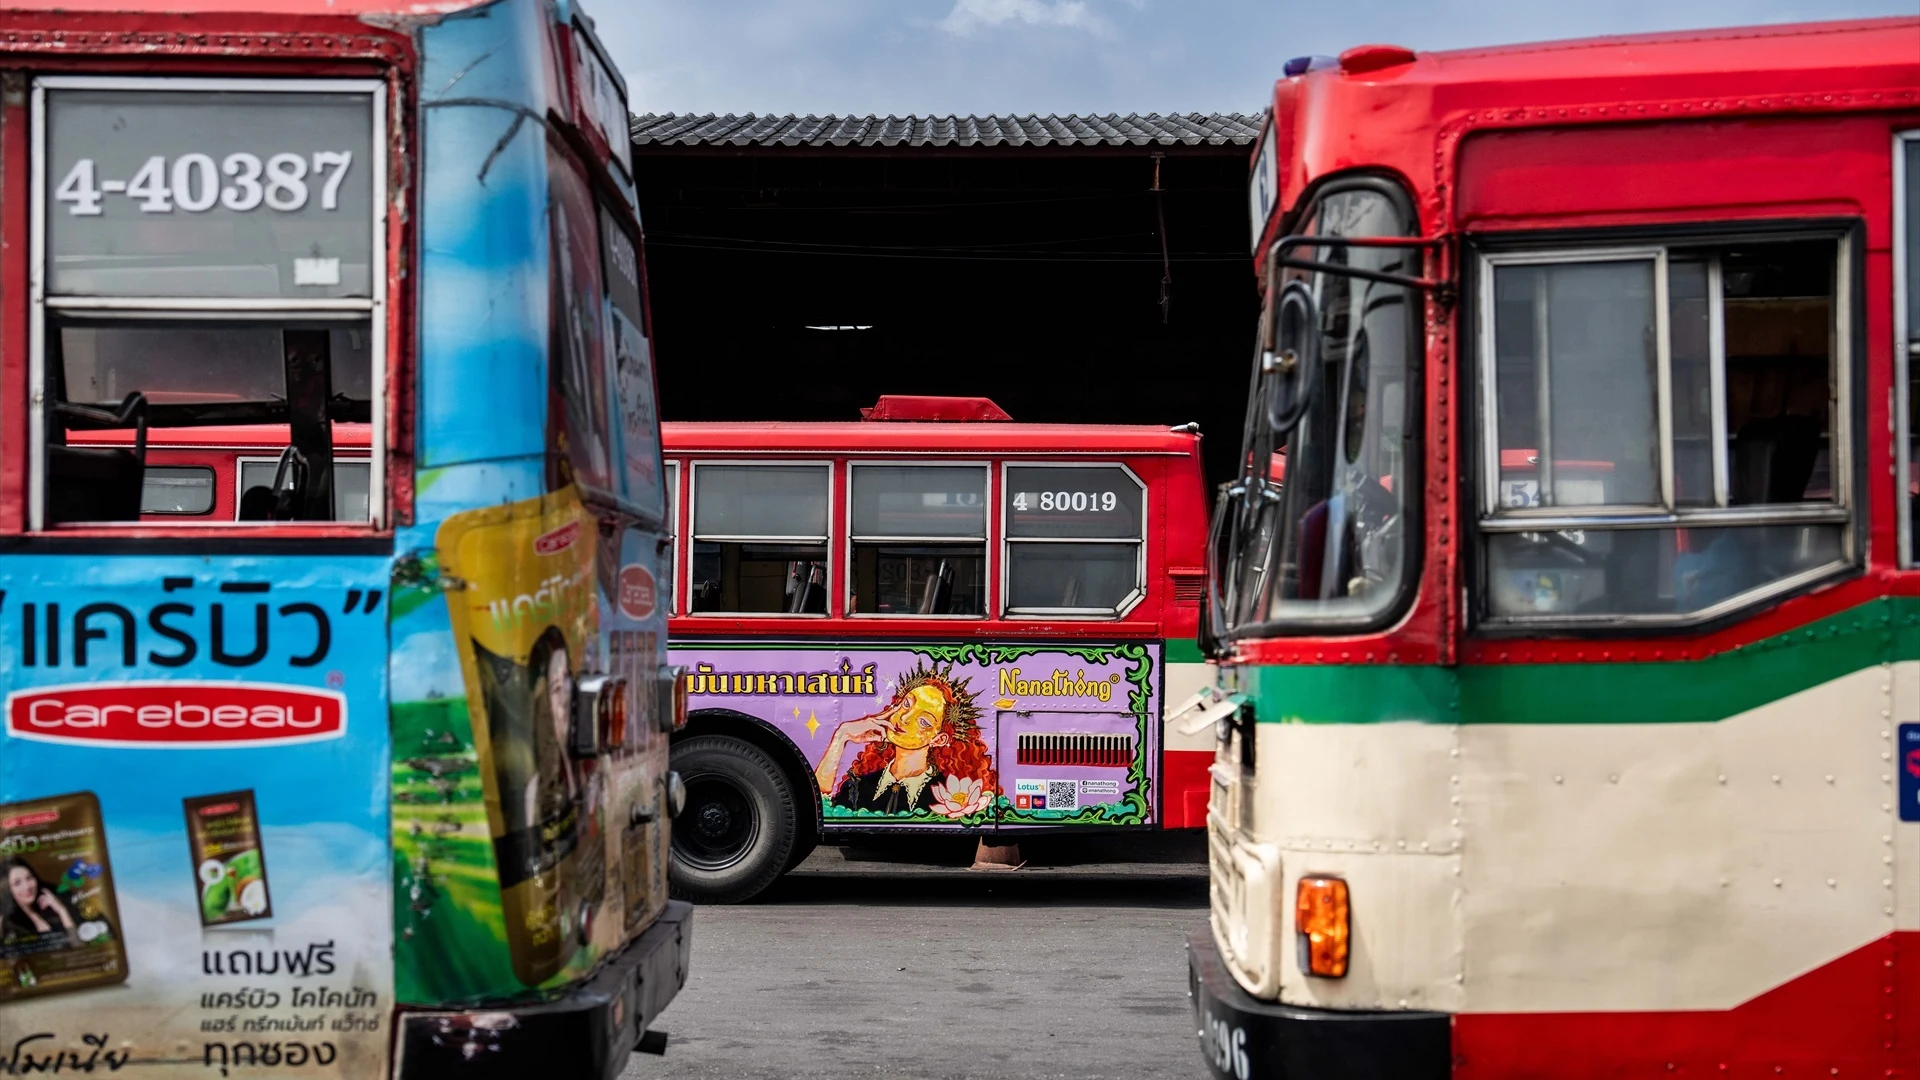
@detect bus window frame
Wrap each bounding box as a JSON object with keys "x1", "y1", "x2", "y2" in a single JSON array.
[
  {"x1": 1213, "y1": 174, "x2": 1429, "y2": 645},
  {"x1": 27, "y1": 75, "x2": 390, "y2": 534},
  {"x1": 844, "y1": 459, "x2": 992, "y2": 620},
  {"x1": 999, "y1": 459, "x2": 1148, "y2": 620},
  {"x1": 1896, "y1": 130, "x2": 1919, "y2": 569},
  {"x1": 1465, "y1": 219, "x2": 1865, "y2": 632},
  {"x1": 686, "y1": 458, "x2": 834, "y2": 618},
  {"x1": 235, "y1": 453, "x2": 373, "y2": 522},
  {"x1": 663, "y1": 459, "x2": 680, "y2": 616}
]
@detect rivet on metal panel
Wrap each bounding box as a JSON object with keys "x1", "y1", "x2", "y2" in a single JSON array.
[
  {"x1": 1773, "y1": 879, "x2": 1783, "y2": 887},
  {"x1": 1828, "y1": 879, "x2": 1837, "y2": 888},
  {"x1": 1609, "y1": 774, "x2": 1619, "y2": 784},
  {"x1": 1554, "y1": 775, "x2": 1564, "y2": 784},
  {"x1": 1826, "y1": 775, "x2": 1835, "y2": 783},
  {"x1": 1772, "y1": 775, "x2": 1782, "y2": 784},
  {"x1": 1718, "y1": 775, "x2": 1727, "y2": 784}
]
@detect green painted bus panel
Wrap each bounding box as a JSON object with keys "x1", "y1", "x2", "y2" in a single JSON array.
[
  {"x1": 1166, "y1": 638, "x2": 1209, "y2": 665},
  {"x1": 1243, "y1": 596, "x2": 1917, "y2": 725}
]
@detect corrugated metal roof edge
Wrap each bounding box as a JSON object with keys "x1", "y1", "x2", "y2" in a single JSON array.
[{"x1": 631, "y1": 111, "x2": 1263, "y2": 148}]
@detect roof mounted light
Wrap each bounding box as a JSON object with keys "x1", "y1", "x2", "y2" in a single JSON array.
[
  {"x1": 859, "y1": 395, "x2": 1012, "y2": 422},
  {"x1": 1282, "y1": 55, "x2": 1338, "y2": 78},
  {"x1": 1338, "y1": 44, "x2": 1418, "y2": 76}
]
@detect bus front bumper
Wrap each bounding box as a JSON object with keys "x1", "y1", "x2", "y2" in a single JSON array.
[
  {"x1": 393, "y1": 900, "x2": 693, "y2": 1080},
  {"x1": 1188, "y1": 928, "x2": 1449, "y2": 1080}
]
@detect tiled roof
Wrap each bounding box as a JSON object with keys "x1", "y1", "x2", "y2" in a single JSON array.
[{"x1": 631, "y1": 112, "x2": 1262, "y2": 149}]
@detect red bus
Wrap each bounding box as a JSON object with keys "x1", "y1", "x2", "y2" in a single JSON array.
[
  {"x1": 78, "y1": 425, "x2": 374, "y2": 522},
  {"x1": 659, "y1": 397, "x2": 1215, "y2": 902},
  {"x1": 1194, "y1": 16, "x2": 1920, "y2": 1079}
]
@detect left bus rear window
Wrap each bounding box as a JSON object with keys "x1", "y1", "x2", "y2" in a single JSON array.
[{"x1": 32, "y1": 79, "x2": 384, "y2": 530}]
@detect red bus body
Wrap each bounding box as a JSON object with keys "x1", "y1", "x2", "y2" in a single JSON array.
[{"x1": 658, "y1": 402, "x2": 1215, "y2": 901}]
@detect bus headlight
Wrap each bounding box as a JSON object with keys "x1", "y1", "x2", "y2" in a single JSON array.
[{"x1": 1295, "y1": 876, "x2": 1350, "y2": 978}]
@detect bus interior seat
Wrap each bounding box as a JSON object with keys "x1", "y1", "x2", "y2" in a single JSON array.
[
  {"x1": 45, "y1": 392, "x2": 148, "y2": 526},
  {"x1": 785, "y1": 560, "x2": 827, "y2": 614},
  {"x1": 917, "y1": 559, "x2": 955, "y2": 615},
  {"x1": 238, "y1": 446, "x2": 310, "y2": 522}
]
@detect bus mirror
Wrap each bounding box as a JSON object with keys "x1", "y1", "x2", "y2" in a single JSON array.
[{"x1": 1262, "y1": 282, "x2": 1320, "y2": 437}]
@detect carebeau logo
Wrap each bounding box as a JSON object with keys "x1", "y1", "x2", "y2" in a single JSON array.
[{"x1": 6, "y1": 682, "x2": 347, "y2": 748}]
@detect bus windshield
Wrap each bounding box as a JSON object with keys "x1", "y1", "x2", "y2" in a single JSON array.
[{"x1": 1226, "y1": 186, "x2": 1417, "y2": 633}]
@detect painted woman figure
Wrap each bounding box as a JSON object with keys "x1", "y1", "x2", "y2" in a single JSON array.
[
  {"x1": 813, "y1": 661, "x2": 996, "y2": 818},
  {"x1": 526, "y1": 627, "x2": 580, "y2": 834},
  {"x1": 3, "y1": 857, "x2": 78, "y2": 948}
]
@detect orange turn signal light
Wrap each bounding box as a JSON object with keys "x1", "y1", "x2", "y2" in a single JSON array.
[{"x1": 1295, "y1": 876, "x2": 1350, "y2": 978}]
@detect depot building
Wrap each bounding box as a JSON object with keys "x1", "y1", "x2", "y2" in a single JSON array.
[{"x1": 629, "y1": 112, "x2": 1261, "y2": 486}]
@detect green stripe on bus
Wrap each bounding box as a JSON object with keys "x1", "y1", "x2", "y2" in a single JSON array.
[
  {"x1": 1166, "y1": 639, "x2": 1209, "y2": 665},
  {"x1": 1244, "y1": 596, "x2": 1920, "y2": 725}
]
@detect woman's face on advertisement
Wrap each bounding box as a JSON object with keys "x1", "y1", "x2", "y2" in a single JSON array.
[
  {"x1": 886, "y1": 685, "x2": 950, "y2": 751},
  {"x1": 8, "y1": 865, "x2": 36, "y2": 907},
  {"x1": 547, "y1": 646, "x2": 573, "y2": 742}
]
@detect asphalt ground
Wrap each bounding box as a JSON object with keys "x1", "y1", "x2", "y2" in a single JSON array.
[{"x1": 621, "y1": 833, "x2": 1210, "y2": 1080}]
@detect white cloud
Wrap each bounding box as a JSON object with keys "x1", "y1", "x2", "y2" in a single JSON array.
[{"x1": 938, "y1": 0, "x2": 1112, "y2": 38}]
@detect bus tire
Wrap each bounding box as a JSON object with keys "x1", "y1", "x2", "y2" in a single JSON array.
[
  {"x1": 669, "y1": 735, "x2": 798, "y2": 904},
  {"x1": 782, "y1": 827, "x2": 819, "y2": 873}
]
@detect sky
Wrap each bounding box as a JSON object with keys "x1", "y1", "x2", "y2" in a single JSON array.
[{"x1": 591, "y1": 0, "x2": 1919, "y2": 120}]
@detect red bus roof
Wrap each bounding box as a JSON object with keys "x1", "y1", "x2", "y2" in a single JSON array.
[
  {"x1": 1259, "y1": 16, "x2": 1920, "y2": 246},
  {"x1": 662, "y1": 421, "x2": 1201, "y2": 457},
  {"x1": 1, "y1": 0, "x2": 490, "y2": 12},
  {"x1": 77, "y1": 423, "x2": 373, "y2": 448}
]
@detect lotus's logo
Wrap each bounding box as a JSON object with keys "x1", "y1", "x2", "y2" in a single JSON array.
[{"x1": 6, "y1": 682, "x2": 346, "y2": 748}]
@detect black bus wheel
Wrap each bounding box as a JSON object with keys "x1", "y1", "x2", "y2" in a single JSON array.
[{"x1": 669, "y1": 735, "x2": 798, "y2": 904}]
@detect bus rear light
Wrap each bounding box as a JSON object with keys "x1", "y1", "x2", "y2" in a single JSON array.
[
  {"x1": 657, "y1": 665, "x2": 689, "y2": 733},
  {"x1": 1295, "y1": 876, "x2": 1350, "y2": 978}
]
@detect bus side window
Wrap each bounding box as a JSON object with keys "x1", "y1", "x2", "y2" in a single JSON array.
[
  {"x1": 689, "y1": 463, "x2": 829, "y2": 615},
  {"x1": 1479, "y1": 237, "x2": 1851, "y2": 621},
  {"x1": 1003, "y1": 464, "x2": 1145, "y2": 616},
  {"x1": 599, "y1": 203, "x2": 665, "y2": 518},
  {"x1": 849, "y1": 465, "x2": 987, "y2": 616}
]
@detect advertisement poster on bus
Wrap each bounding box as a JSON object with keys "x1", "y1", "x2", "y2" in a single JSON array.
[
  {"x1": 0, "y1": 555, "x2": 394, "y2": 1077},
  {"x1": 669, "y1": 641, "x2": 1161, "y2": 827},
  {"x1": 389, "y1": 488, "x2": 672, "y2": 1006}
]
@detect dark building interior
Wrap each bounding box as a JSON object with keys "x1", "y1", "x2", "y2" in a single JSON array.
[{"x1": 629, "y1": 113, "x2": 1262, "y2": 486}]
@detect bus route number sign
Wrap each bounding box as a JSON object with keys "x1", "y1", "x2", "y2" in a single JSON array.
[
  {"x1": 42, "y1": 86, "x2": 376, "y2": 300},
  {"x1": 1900, "y1": 723, "x2": 1919, "y2": 823},
  {"x1": 1004, "y1": 465, "x2": 1142, "y2": 540}
]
